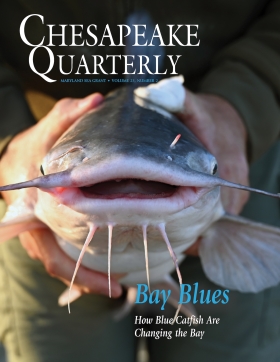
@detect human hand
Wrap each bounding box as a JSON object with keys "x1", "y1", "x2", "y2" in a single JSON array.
[
  {"x1": 180, "y1": 90, "x2": 249, "y2": 256},
  {"x1": 0, "y1": 93, "x2": 122, "y2": 298},
  {"x1": 20, "y1": 228, "x2": 122, "y2": 299},
  {"x1": 178, "y1": 90, "x2": 249, "y2": 215}
]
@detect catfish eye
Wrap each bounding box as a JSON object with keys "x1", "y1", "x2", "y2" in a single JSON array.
[
  {"x1": 212, "y1": 163, "x2": 218, "y2": 175},
  {"x1": 40, "y1": 165, "x2": 45, "y2": 175}
]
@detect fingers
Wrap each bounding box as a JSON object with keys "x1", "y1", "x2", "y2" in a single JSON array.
[
  {"x1": 38, "y1": 93, "x2": 104, "y2": 150},
  {"x1": 177, "y1": 88, "x2": 199, "y2": 118},
  {"x1": 22, "y1": 229, "x2": 122, "y2": 298},
  {"x1": 177, "y1": 91, "x2": 250, "y2": 214},
  {"x1": 58, "y1": 286, "x2": 83, "y2": 307},
  {"x1": 221, "y1": 189, "x2": 249, "y2": 215},
  {"x1": 48, "y1": 92, "x2": 104, "y2": 125},
  {"x1": 20, "y1": 230, "x2": 43, "y2": 259},
  {"x1": 219, "y1": 153, "x2": 249, "y2": 214}
]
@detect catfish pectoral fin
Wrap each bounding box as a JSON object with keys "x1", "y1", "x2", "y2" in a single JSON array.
[{"x1": 199, "y1": 214, "x2": 280, "y2": 293}]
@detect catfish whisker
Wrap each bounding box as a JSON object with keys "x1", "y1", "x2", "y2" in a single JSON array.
[
  {"x1": 142, "y1": 225, "x2": 150, "y2": 293},
  {"x1": 159, "y1": 223, "x2": 182, "y2": 323},
  {"x1": 68, "y1": 223, "x2": 97, "y2": 313},
  {"x1": 108, "y1": 224, "x2": 114, "y2": 298}
]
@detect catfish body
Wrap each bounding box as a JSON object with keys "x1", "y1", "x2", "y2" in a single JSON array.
[
  {"x1": 1, "y1": 82, "x2": 280, "y2": 299},
  {"x1": 36, "y1": 86, "x2": 223, "y2": 285}
]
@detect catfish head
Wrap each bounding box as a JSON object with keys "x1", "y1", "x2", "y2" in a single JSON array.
[{"x1": 1, "y1": 81, "x2": 280, "y2": 317}]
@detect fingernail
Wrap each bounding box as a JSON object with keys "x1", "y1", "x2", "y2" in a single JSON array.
[
  {"x1": 91, "y1": 93, "x2": 104, "y2": 105},
  {"x1": 58, "y1": 287, "x2": 82, "y2": 307}
]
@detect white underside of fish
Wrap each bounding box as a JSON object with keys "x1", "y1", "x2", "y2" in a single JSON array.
[{"x1": 35, "y1": 179, "x2": 223, "y2": 285}]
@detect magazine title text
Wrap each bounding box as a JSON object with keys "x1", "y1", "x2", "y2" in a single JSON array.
[{"x1": 19, "y1": 14, "x2": 200, "y2": 82}]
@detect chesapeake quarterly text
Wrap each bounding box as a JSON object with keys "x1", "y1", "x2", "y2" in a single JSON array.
[{"x1": 19, "y1": 14, "x2": 200, "y2": 82}]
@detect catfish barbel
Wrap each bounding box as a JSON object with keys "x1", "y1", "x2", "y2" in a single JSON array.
[{"x1": 0, "y1": 77, "x2": 280, "y2": 319}]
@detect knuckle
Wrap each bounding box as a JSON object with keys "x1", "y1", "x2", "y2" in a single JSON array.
[
  {"x1": 56, "y1": 97, "x2": 73, "y2": 108},
  {"x1": 52, "y1": 97, "x2": 74, "y2": 115}
]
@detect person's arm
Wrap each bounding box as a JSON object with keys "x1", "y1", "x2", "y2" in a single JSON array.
[
  {"x1": 181, "y1": 1, "x2": 280, "y2": 254},
  {"x1": 0, "y1": 57, "x2": 36, "y2": 156},
  {"x1": 199, "y1": 0, "x2": 280, "y2": 163}
]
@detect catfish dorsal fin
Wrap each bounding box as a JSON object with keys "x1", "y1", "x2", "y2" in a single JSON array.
[{"x1": 199, "y1": 214, "x2": 280, "y2": 293}]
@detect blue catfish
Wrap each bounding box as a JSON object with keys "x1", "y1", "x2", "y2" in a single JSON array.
[{"x1": 0, "y1": 80, "x2": 280, "y2": 317}]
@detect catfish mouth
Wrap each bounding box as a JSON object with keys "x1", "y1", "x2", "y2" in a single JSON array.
[
  {"x1": 80, "y1": 178, "x2": 181, "y2": 199},
  {"x1": 38, "y1": 158, "x2": 215, "y2": 217}
]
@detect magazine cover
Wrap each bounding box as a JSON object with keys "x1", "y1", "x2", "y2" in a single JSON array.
[{"x1": 0, "y1": 1, "x2": 280, "y2": 362}]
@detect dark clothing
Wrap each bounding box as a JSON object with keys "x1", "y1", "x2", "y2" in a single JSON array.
[
  {"x1": 0, "y1": 1, "x2": 280, "y2": 361},
  {"x1": 0, "y1": 0, "x2": 280, "y2": 161}
]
